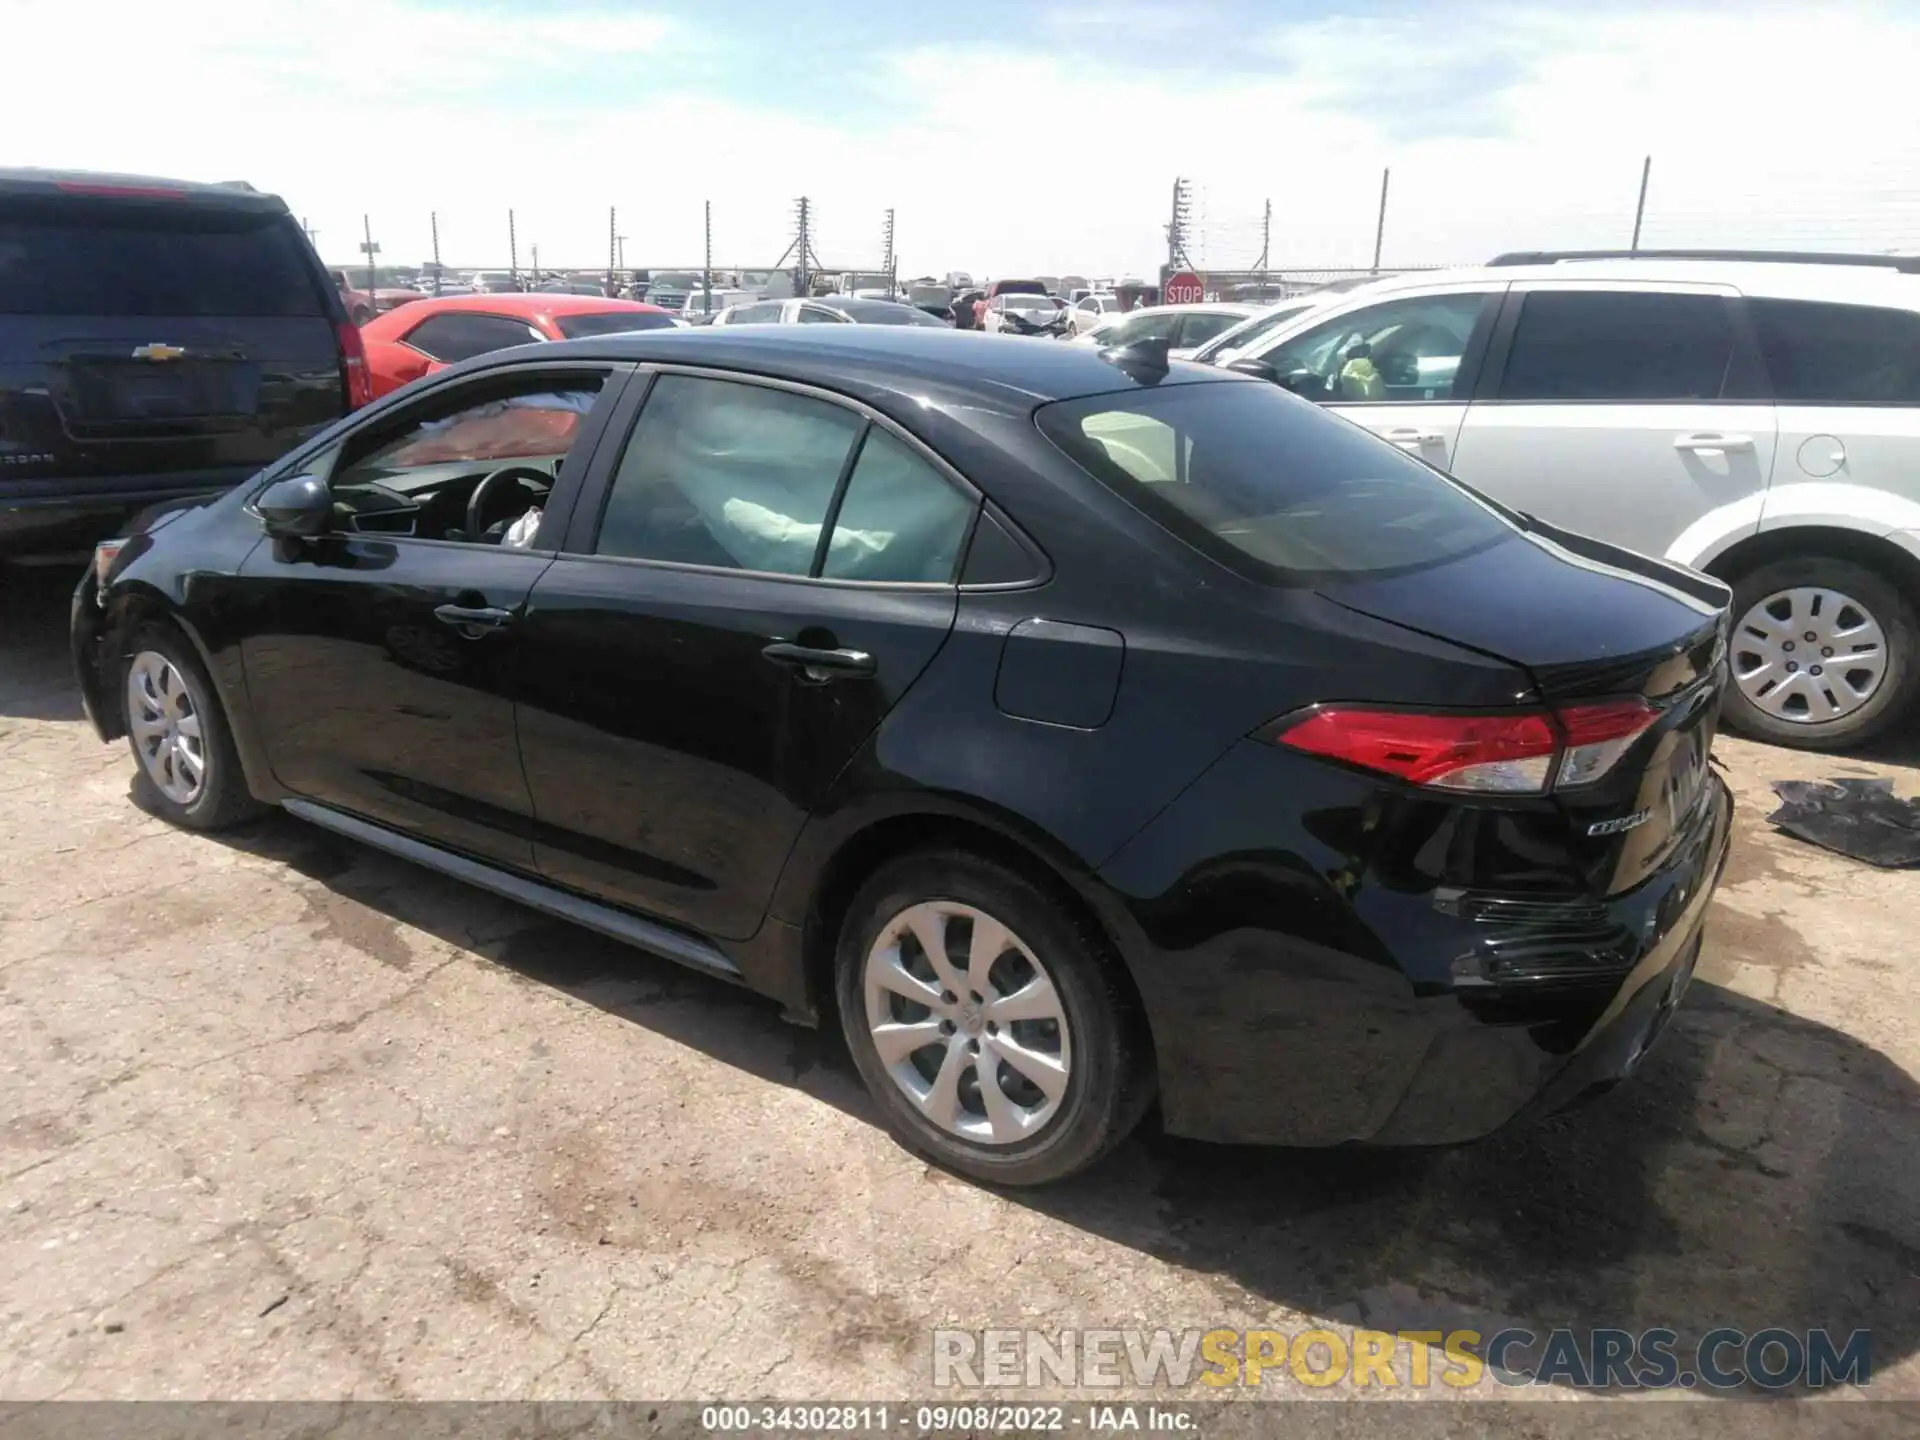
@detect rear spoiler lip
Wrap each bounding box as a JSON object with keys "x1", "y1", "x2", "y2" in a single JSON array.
[{"x1": 1512, "y1": 510, "x2": 1733, "y2": 612}]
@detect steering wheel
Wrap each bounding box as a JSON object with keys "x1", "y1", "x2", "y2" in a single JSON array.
[{"x1": 466, "y1": 464, "x2": 553, "y2": 542}]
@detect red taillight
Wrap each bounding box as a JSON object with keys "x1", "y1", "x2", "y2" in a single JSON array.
[
  {"x1": 337, "y1": 321, "x2": 373, "y2": 409},
  {"x1": 1553, "y1": 697, "x2": 1660, "y2": 788},
  {"x1": 1272, "y1": 708, "x2": 1560, "y2": 793},
  {"x1": 1269, "y1": 697, "x2": 1660, "y2": 794}
]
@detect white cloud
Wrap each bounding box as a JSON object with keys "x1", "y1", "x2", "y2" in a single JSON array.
[{"x1": 4, "y1": 0, "x2": 1916, "y2": 278}]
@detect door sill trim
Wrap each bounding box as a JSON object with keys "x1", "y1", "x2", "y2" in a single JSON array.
[{"x1": 281, "y1": 799, "x2": 742, "y2": 982}]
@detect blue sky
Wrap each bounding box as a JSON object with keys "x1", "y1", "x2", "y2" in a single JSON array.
[{"x1": 7, "y1": 0, "x2": 1918, "y2": 276}]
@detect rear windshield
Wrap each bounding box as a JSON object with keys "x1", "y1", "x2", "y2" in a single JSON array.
[
  {"x1": 1036, "y1": 380, "x2": 1515, "y2": 583},
  {"x1": 0, "y1": 202, "x2": 324, "y2": 317},
  {"x1": 554, "y1": 310, "x2": 678, "y2": 339}
]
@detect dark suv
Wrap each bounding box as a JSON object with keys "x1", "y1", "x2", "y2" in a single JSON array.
[{"x1": 0, "y1": 169, "x2": 367, "y2": 559}]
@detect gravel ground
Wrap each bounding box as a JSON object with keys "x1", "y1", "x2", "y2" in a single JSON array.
[{"x1": 2, "y1": 563, "x2": 1916, "y2": 1417}]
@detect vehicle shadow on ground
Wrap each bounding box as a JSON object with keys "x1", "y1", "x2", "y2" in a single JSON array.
[
  {"x1": 196, "y1": 804, "x2": 1919, "y2": 1398},
  {"x1": 0, "y1": 565, "x2": 86, "y2": 722}
]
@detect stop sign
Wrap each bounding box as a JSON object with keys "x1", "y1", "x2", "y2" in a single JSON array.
[{"x1": 1162, "y1": 270, "x2": 1204, "y2": 305}]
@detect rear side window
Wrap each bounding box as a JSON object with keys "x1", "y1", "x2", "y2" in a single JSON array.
[
  {"x1": 403, "y1": 312, "x2": 544, "y2": 362},
  {"x1": 1499, "y1": 291, "x2": 1732, "y2": 401},
  {"x1": 1037, "y1": 380, "x2": 1514, "y2": 584},
  {"x1": 1750, "y1": 299, "x2": 1920, "y2": 404},
  {"x1": 1175, "y1": 312, "x2": 1243, "y2": 349},
  {"x1": 0, "y1": 202, "x2": 324, "y2": 316},
  {"x1": 820, "y1": 429, "x2": 972, "y2": 582}
]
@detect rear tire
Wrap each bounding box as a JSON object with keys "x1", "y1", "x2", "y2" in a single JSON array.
[
  {"x1": 834, "y1": 849, "x2": 1152, "y2": 1187},
  {"x1": 1722, "y1": 555, "x2": 1919, "y2": 750},
  {"x1": 123, "y1": 625, "x2": 263, "y2": 831}
]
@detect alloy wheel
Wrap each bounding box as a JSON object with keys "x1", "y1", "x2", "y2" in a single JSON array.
[
  {"x1": 127, "y1": 650, "x2": 208, "y2": 806},
  {"x1": 1732, "y1": 586, "x2": 1888, "y2": 725},
  {"x1": 861, "y1": 901, "x2": 1072, "y2": 1145}
]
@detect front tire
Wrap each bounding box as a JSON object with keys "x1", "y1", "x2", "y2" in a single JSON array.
[
  {"x1": 835, "y1": 850, "x2": 1152, "y2": 1187},
  {"x1": 1722, "y1": 555, "x2": 1920, "y2": 750},
  {"x1": 123, "y1": 626, "x2": 261, "y2": 831}
]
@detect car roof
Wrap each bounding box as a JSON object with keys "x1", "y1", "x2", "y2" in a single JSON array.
[
  {"x1": 530, "y1": 325, "x2": 1244, "y2": 406},
  {"x1": 812, "y1": 296, "x2": 931, "y2": 318},
  {"x1": 0, "y1": 167, "x2": 288, "y2": 213},
  {"x1": 1332, "y1": 257, "x2": 1920, "y2": 309}
]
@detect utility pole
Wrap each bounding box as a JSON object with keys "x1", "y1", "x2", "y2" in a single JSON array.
[
  {"x1": 882, "y1": 207, "x2": 896, "y2": 299},
  {"x1": 1255, "y1": 197, "x2": 1271, "y2": 296},
  {"x1": 531, "y1": 243, "x2": 540, "y2": 285},
  {"x1": 301, "y1": 217, "x2": 319, "y2": 250},
  {"x1": 1371, "y1": 167, "x2": 1391, "y2": 273},
  {"x1": 793, "y1": 196, "x2": 812, "y2": 298},
  {"x1": 429, "y1": 211, "x2": 442, "y2": 295},
  {"x1": 1167, "y1": 178, "x2": 1193, "y2": 271},
  {"x1": 359, "y1": 214, "x2": 380, "y2": 298},
  {"x1": 508, "y1": 208, "x2": 518, "y2": 287},
  {"x1": 1631, "y1": 155, "x2": 1652, "y2": 252},
  {"x1": 608, "y1": 207, "x2": 617, "y2": 292},
  {"x1": 703, "y1": 201, "x2": 714, "y2": 315}
]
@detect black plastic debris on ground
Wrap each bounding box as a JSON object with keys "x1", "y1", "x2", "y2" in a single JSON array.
[{"x1": 1766, "y1": 777, "x2": 1920, "y2": 868}]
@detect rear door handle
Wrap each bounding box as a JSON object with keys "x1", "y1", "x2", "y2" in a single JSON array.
[
  {"x1": 1673, "y1": 432, "x2": 1754, "y2": 453},
  {"x1": 762, "y1": 641, "x2": 876, "y2": 681},
  {"x1": 1382, "y1": 427, "x2": 1444, "y2": 445},
  {"x1": 433, "y1": 603, "x2": 515, "y2": 633}
]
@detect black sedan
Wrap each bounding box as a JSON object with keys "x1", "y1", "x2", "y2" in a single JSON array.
[{"x1": 72, "y1": 327, "x2": 1734, "y2": 1186}]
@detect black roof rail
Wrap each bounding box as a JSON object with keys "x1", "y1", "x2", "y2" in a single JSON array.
[{"x1": 1489, "y1": 249, "x2": 1920, "y2": 275}]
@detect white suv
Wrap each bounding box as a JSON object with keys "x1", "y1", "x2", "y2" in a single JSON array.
[{"x1": 1216, "y1": 250, "x2": 1920, "y2": 750}]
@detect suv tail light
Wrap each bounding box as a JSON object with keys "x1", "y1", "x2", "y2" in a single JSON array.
[
  {"x1": 337, "y1": 321, "x2": 373, "y2": 409},
  {"x1": 1268, "y1": 698, "x2": 1659, "y2": 794}
]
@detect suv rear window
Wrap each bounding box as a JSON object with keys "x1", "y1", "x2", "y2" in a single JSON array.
[
  {"x1": 1751, "y1": 298, "x2": 1920, "y2": 404},
  {"x1": 1037, "y1": 380, "x2": 1514, "y2": 584},
  {"x1": 0, "y1": 202, "x2": 325, "y2": 317}
]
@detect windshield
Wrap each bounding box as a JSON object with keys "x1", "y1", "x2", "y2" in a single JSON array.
[
  {"x1": 554, "y1": 310, "x2": 678, "y2": 339},
  {"x1": 1003, "y1": 294, "x2": 1062, "y2": 314},
  {"x1": 1036, "y1": 381, "x2": 1515, "y2": 584},
  {"x1": 652, "y1": 272, "x2": 701, "y2": 289},
  {"x1": 1191, "y1": 304, "x2": 1313, "y2": 363}
]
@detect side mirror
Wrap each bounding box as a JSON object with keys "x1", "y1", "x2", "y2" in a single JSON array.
[
  {"x1": 254, "y1": 475, "x2": 333, "y2": 539},
  {"x1": 1226, "y1": 357, "x2": 1280, "y2": 383}
]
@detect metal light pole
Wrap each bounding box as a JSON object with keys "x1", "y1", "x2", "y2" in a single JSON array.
[
  {"x1": 531, "y1": 243, "x2": 540, "y2": 285},
  {"x1": 429, "y1": 211, "x2": 442, "y2": 295},
  {"x1": 1631, "y1": 155, "x2": 1652, "y2": 252},
  {"x1": 508, "y1": 209, "x2": 518, "y2": 287},
  {"x1": 703, "y1": 201, "x2": 713, "y2": 315},
  {"x1": 1371, "y1": 168, "x2": 1390, "y2": 273},
  {"x1": 359, "y1": 214, "x2": 379, "y2": 299}
]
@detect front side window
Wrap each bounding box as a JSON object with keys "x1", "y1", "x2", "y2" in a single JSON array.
[
  {"x1": 404, "y1": 312, "x2": 545, "y2": 363},
  {"x1": 1107, "y1": 311, "x2": 1179, "y2": 345},
  {"x1": 1750, "y1": 298, "x2": 1920, "y2": 404},
  {"x1": 1256, "y1": 292, "x2": 1490, "y2": 403},
  {"x1": 1498, "y1": 290, "x2": 1732, "y2": 402},
  {"x1": 1038, "y1": 380, "x2": 1515, "y2": 584},
  {"x1": 328, "y1": 378, "x2": 605, "y2": 542},
  {"x1": 1175, "y1": 312, "x2": 1245, "y2": 349},
  {"x1": 1190, "y1": 303, "x2": 1312, "y2": 363},
  {"x1": 796, "y1": 305, "x2": 844, "y2": 324}
]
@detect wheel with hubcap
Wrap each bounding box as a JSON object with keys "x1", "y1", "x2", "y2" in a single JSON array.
[
  {"x1": 836, "y1": 850, "x2": 1151, "y2": 1186},
  {"x1": 123, "y1": 627, "x2": 262, "y2": 830},
  {"x1": 1723, "y1": 556, "x2": 1919, "y2": 750}
]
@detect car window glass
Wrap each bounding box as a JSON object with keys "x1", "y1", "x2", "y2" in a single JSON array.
[
  {"x1": 820, "y1": 429, "x2": 973, "y2": 583},
  {"x1": 729, "y1": 301, "x2": 784, "y2": 324},
  {"x1": 1190, "y1": 304, "x2": 1309, "y2": 363},
  {"x1": 1258, "y1": 293, "x2": 1487, "y2": 403},
  {"x1": 329, "y1": 379, "x2": 605, "y2": 542},
  {"x1": 404, "y1": 312, "x2": 546, "y2": 363},
  {"x1": 796, "y1": 305, "x2": 842, "y2": 324},
  {"x1": 1113, "y1": 312, "x2": 1178, "y2": 344},
  {"x1": 1750, "y1": 299, "x2": 1920, "y2": 404},
  {"x1": 595, "y1": 375, "x2": 863, "y2": 574},
  {"x1": 1037, "y1": 380, "x2": 1514, "y2": 584},
  {"x1": 1176, "y1": 312, "x2": 1243, "y2": 349},
  {"x1": 553, "y1": 310, "x2": 677, "y2": 339},
  {"x1": 0, "y1": 204, "x2": 324, "y2": 317},
  {"x1": 1499, "y1": 291, "x2": 1731, "y2": 402}
]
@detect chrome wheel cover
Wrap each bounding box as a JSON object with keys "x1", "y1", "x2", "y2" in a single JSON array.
[
  {"x1": 862, "y1": 901, "x2": 1072, "y2": 1145},
  {"x1": 127, "y1": 651, "x2": 208, "y2": 806},
  {"x1": 1732, "y1": 587, "x2": 1889, "y2": 725}
]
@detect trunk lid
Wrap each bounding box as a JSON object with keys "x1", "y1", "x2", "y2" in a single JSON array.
[{"x1": 1319, "y1": 523, "x2": 1731, "y2": 896}]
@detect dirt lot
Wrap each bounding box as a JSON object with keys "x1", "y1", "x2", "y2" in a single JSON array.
[{"x1": 2, "y1": 564, "x2": 1917, "y2": 1411}]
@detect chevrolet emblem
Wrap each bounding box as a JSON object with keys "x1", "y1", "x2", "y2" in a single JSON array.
[{"x1": 132, "y1": 343, "x2": 186, "y2": 361}]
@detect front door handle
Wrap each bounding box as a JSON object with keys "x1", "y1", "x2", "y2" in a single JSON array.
[
  {"x1": 433, "y1": 603, "x2": 515, "y2": 634},
  {"x1": 1673, "y1": 432, "x2": 1754, "y2": 453},
  {"x1": 762, "y1": 641, "x2": 876, "y2": 682},
  {"x1": 1382, "y1": 426, "x2": 1444, "y2": 445}
]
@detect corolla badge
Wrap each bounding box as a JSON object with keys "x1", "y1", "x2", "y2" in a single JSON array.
[
  {"x1": 131, "y1": 343, "x2": 187, "y2": 361},
  {"x1": 1588, "y1": 808, "x2": 1653, "y2": 836}
]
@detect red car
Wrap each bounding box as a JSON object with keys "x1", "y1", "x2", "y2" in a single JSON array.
[{"x1": 358, "y1": 293, "x2": 679, "y2": 397}]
